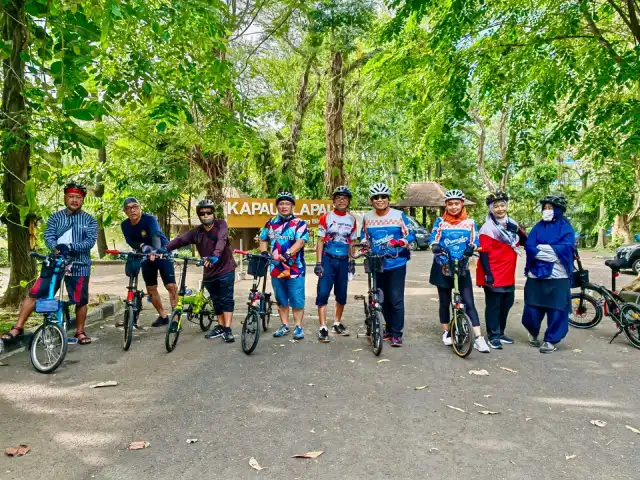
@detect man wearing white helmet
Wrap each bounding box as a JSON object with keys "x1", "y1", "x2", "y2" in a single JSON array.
[{"x1": 358, "y1": 183, "x2": 415, "y2": 347}]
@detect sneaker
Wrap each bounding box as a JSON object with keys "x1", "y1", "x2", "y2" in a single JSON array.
[
  {"x1": 223, "y1": 329, "x2": 235, "y2": 343},
  {"x1": 293, "y1": 325, "x2": 304, "y2": 340},
  {"x1": 488, "y1": 338, "x2": 503, "y2": 349},
  {"x1": 442, "y1": 331, "x2": 453, "y2": 346},
  {"x1": 152, "y1": 315, "x2": 169, "y2": 327},
  {"x1": 528, "y1": 334, "x2": 541, "y2": 348},
  {"x1": 474, "y1": 336, "x2": 491, "y2": 353},
  {"x1": 205, "y1": 324, "x2": 224, "y2": 339},
  {"x1": 333, "y1": 323, "x2": 349, "y2": 336},
  {"x1": 391, "y1": 336, "x2": 403, "y2": 347},
  {"x1": 318, "y1": 327, "x2": 330, "y2": 343},
  {"x1": 273, "y1": 324, "x2": 290, "y2": 337},
  {"x1": 383, "y1": 330, "x2": 392, "y2": 342},
  {"x1": 499, "y1": 334, "x2": 514, "y2": 344},
  {"x1": 540, "y1": 341, "x2": 557, "y2": 353}
]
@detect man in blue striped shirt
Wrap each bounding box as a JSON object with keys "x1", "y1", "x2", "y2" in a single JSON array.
[{"x1": 1, "y1": 183, "x2": 98, "y2": 344}]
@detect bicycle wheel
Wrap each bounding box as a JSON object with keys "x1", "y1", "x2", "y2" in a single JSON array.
[
  {"x1": 451, "y1": 310, "x2": 474, "y2": 358},
  {"x1": 123, "y1": 305, "x2": 135, "y2": 351},
  {"x1": 30, "y1": 321, "x2": 68, "y2": 374},
  {"x1": 262, "y1": 299, "x2": 272, "y2": 332},
  {"x1": 199, "y1": 303, "x2": 214, "y2": 332},
  {"x1": 569, "y1": 292, "x2": 603, "y2": 329},
  {"x1": 371, "y1": 310, "x2": 384, "y2": 356},
  {"x1": 620, "y1": 303, "x2": 640, "y2": 348},
  {"x1": 165, "y1": 310, "x2": 182, "y2": 353},
  {"x1": 241, "y1": 310, "x2": 260, "y2": 354}
]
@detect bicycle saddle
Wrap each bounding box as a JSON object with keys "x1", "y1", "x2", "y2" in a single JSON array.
[{"x1": 604, "y1": 259, "x2": 624, "y2": 271}]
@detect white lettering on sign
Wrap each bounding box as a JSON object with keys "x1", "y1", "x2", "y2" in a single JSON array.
[
  {"x1": 239, "y1": 202, "x2": 251, "y2": 215},
  {"x1": 252, "y1": 202, "x2": 262, "y2": 215},
  {"x1": 227, "y1": 202, "x2": 239, "y2": 215},
  {"x1": 260, "y1": 203, "x2": 271, "y2": 215},
  {"x1": 298, "y1": 204, "x2": 310, "y2": 215}
]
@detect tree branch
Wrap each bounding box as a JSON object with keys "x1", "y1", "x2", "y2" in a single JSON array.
[
  {"x1": 344, "y1": 50, "x2": 380, "y2": 76},
  {"x1": 580, "y1": 0, "x2": 624, "y2": 63},
  {"x1": 606, "y1": 0, "x2": 635, "y2": 34},
  {"x1": 495, "y1": 34, "x2": 597, "y2": 48},
  {"x1": 626, "y1": 0, "x2": 640, "y2": 43}
]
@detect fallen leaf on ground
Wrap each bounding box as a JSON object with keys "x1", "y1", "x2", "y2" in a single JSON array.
[
  {"x1": 348, "y1": 360, "x2": 355, "y2": 363},
  {"x1": 289, "y1": 339, "x2": 298, "y2": 343},
  {"x1": 478, "y1": 410, "x2": 500, "y2": 415},
  {"x1": 307, "y1": 383, "x2": 316, "y2": 387},
  {"x1": 186, "y1": 439, "x2": 198, "y2": 444},
  {"x1": 526, "y1": 417, "x2": 533, "y2": 421},
  {"x1": 484, "y1": 394, "x2": 492, "y2": 398},
  {"x1": 606, "y1": 439, "x2": 614, "y2": 446},
  {"x1": 469, "y1": 369, "x2": 489, "y2": 376},
  {"x1": 89, "y1": 381, "x2": 118, "y2": 389},
  {"x1": 353, "y1": 348, "x2": 362, "y2": 352},
  {"x1": 590, "y1": 420, "x2": 607, "y2": 428},
  {"x1": 625, "y1": 425, "x2": 640, "y2": 434},
  {"x1": 293, "y1": 451, "x2": 323, "y2": 459},
  {"x1": 415, "y1": 386, "x2": 427, "y2": 390},
  {"x1": 474, "y1": 403, "x2": 487, "y2": 408},
  {"x1": 5, "y1": 445, "x2": 30, "y2": 457},
  {"x1": 565, "y1": 454, "x2": 576, "y2": 460},
  {"x1": 279, "y1": 344, "x2": 285, "y2": 347},
  {"x1": 447, "y1": 405, "x2": 465, "y2": 413},
  {"x1": 310, "y1": 429, "x2": 315, "y2": 433},
  {"x1": 428, "y1": 448, "x2": 439, "y2": 453},
  {"x1": 573, "y1": 349, "x2": 583, "y2": 353},
  {"x1": 249, "y1": 457, "x2": 264, "y2": 471},
  {"x1": 0, "y1": 362, "x2": 6, "y2": 367},
  {"x1": 127, "y1": 441, "x2": 149, "y2": 451},
  {"x1": 499, "y1": 367, "x2": 518, "y2": 373},
  {"x1": 377, "y1": 359, "x2": 390, "y2": 364}
]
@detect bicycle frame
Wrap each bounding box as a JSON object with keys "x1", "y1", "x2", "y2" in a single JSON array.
[
  {"x1": 246, "y1": 269, "x2": 271, "y2": 315},
  {"x1": 574, "y1": 253, "x2": 627, "y2": 324},
  {"x1": 33, "y1": 253, "x2": 73, "y2": 330},
  {"x1": 173, "y1": 256, "x2": 207, "y2": 320}
]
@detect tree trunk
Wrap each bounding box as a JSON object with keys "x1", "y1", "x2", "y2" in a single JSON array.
[
  {"x1": 325, "y1": 50, "x2": 345, "y2": 193},
  {"x1": 1, "y1": 0, "x2": 36, "y2": 307},
  {"x1": 94, "y1": 117, "x2": 108, "y2": 258},
  {"x1": 190, "y1": 145, "x2": 226, "y2": 218},
  {"x1": 595, "y1": 200, "x2": 606, "y2": 249},
  {"x1": 612, "y1": 214, "x2": 631, "y2": 244},
  {"x1": 156, "y1": 203, "x2": 171, "y2": 236}
]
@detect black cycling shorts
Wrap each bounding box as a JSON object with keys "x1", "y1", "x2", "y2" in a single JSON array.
[
  {"x1": 141, "y1": 258, "x2": 176, "y2": 287},
  {"x1": 204, "y1": 271, "x2": 235, "y2": 314}
]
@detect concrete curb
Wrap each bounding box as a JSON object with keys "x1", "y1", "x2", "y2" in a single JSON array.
[{"x1": 0, "y1": 295, "x2": 123, "y2": 357}]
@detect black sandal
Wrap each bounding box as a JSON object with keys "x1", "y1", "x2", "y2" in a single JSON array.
[{"x1": 1, "y1": 326, "x2": 23, "y2": 342}]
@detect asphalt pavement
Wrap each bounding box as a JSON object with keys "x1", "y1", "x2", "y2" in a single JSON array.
[{"x1": 1, "y1": 252, "x2": 639, "y2": 480}]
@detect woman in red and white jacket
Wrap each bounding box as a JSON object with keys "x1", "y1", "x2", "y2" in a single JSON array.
[{"x1": 476, "y1": 192, "x2": 527, "y2": 349}]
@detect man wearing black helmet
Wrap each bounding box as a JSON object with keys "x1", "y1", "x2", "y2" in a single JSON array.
[
  {"x1": 314, "y1": 185, "x2": 358, "y2": 342},
  {"x1": 161, "y1": 199, "x2": 237, "y2": 343},
  {"x1": 2, "y1": 183, "x2": 97, "y2": 344},
  {"x1": 120, "y1": 197, "x2": 177, "y2": 327}
]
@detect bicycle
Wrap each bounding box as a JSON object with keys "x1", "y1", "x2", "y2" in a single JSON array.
[
  {"x1": 569, "y1": 252, "x2": 640, "y2": 348},
  {"x1": 104, "y1": 249, "x2": 151, "y2": 351},
  {"x1": 29, "y1": 251, "x2": 87, "y2": 374},
  {"x1": 234, "y1": 249, "x2": 273, "y2": 354},
  {"x1": 165, "y1": 255, "x2": 216, "y2": 352},
  {"x1": 351, "y1": 243, "x2": 400, "y2": 356},
  {"x1": 436, "y1": 248, "x2": 475, "y2": 358}
]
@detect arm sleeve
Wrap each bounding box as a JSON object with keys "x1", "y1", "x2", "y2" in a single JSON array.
[
  {"x1": 295, "y1": 221, "x2": 309, "y2": 243},
  {"x1": 536, "y1": 244, "x2": 558, "y2": 262},
  {"x1": 350, "y1": 217, "x2": 358, "y2": 241},
  {"x1": 429, "y1": 217, "x2": 442, "y2": 245},
  {"x1": 401, "y1": 212, "x2": 416, "y2": 243},
  {"x1": 472, "y1": 220, "x2": 480, "y2": 248},
  {"x1": 71, "y1": 215, "x2": 98, "y2": 253},
  {"x1": 259, "y1": 221, "x2": 270, "y2": 241},
  {"x1": 317, "y1": 214, "x2": 327, "y2": 238},
  {"x1": 148, "y1": 216, "x2": 164, "y2": 250},
  {"x1": 166, "y1": 228, "x2": 196, "y2": 251},
  {"x1": 121, "y1": 222, "x2": 142, "y2": 251},
  {"x1": 44, "y1": 214, "x2": 58, "y2": 250},
  {"x1": 213, "y1": 221, "x2": 229, "y2": 257},
  {"x1": 479, "y1": 251, "x2": 492, "y2": 276}
]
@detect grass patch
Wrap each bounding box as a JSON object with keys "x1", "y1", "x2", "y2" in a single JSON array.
[{"x1": 0, "y1": 309, "x2": 40, "y2": 334}]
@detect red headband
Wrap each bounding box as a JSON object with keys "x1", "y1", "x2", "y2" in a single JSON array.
[{"x1": 65, "y1": 188, "x2": 85, "y2": 197}]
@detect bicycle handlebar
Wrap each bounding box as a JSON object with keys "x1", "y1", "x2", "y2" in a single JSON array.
[
  {"x1": 350, "y1": 243, "x2": 400, "y2": 260},
  {"x1": 30, "y1": 251, "x2": 88, "y2": 266},
  {"x1": 234, "y1": 249, "x2": 273, "y2": 259}
]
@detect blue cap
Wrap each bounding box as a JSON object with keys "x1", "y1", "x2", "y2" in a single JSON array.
[{"x1": 123, "y1": 197, "x2": 140, "y2": 208}]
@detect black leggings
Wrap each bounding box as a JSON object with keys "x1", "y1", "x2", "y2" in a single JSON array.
[{"x1": 437, "y1": 285, "x2": 481, "y2": 327}]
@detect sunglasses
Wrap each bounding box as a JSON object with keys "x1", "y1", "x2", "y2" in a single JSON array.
[
  {"x1": 371, "y1": 195, "x2": 389, "y2": 201},
  {"x1": 198, "y1": 211, "x2": 214, "y2": 217},
  {"x1": 125, "y1": 205, "x2": 140, "y2": 211}
]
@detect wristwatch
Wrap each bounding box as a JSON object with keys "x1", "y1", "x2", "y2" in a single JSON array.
[{"x1": 286, "y1": 249, "x2": 292, "y2": 257}]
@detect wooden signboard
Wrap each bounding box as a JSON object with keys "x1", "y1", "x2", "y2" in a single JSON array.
[{"x1": 224, "y1": 198, "x2": 333, "y2": 228}]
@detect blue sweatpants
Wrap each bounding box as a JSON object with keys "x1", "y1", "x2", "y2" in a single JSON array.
[{"x1": 521, "y1": 305, "x2": 569, "y2": 344}]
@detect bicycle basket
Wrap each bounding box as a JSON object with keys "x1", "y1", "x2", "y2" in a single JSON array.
[
  {"x1": 572, "y1": 269, "x2": 589, "y2": 288},
  {"x1": 35, "y1": 298, "x2": 60, "y2": 313},
  {"x1": 364, "y1": 256, "x2": 384, "y2": 274},
  {"x1": 125, "y1": 257, "x2": 142, "y2": 278},
  {"x1": 247, "y1": 255, "x2": 269, "y2": 277}
]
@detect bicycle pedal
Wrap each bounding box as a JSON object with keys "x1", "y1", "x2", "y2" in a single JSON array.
[{"x1": 354, "y1": 295, "x2": 365, "y2": 300}]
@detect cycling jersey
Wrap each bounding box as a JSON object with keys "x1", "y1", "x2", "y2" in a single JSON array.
[
  {"x1": 121, "y1": 213, "x2": 168, "y2": 250},
  {"x1": 429, "y1": 217, "x2": 479, "y2": 262},
  {"x1": 360, "y1": 208, "x2": 414, "y2": 270},
  {"x1": 260, "y1": 215, "x2": 309, "y2": 278},
  {"x1": 318, "y1": 209, "x2": 357, "y2": 257},
  {"x1": 44, "y1": 209, "x2": 97, "y2": 277}
]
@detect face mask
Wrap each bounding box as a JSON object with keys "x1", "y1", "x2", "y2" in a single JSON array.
[
  {"x1": 542, "y1": 210, "x2": 554, "y2": 222},
  {"x1": 201, "y1": 218, "x2": 214, "y2": 226}
]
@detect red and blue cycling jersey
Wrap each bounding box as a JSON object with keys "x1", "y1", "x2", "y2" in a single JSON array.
[
  {"x1": 317, "y1": 209, "x2": 357, "y2": 258},
  {"x1": 360, "y1": 208, "x2": 414, "y2": 270},
  {"x1": 260, "y1": 215, "x2": 309, "y2": 278}
]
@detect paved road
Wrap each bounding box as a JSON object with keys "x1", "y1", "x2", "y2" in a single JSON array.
[{"x1": 1, "y1": 252, "x2": 639, "y2": 480}]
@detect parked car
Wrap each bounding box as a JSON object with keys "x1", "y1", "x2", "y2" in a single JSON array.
[
  {"x1": 615, "y1": 242, "x2": 640, "y2": 274},
  {"x1": 406, "y1": 216, "x2": 430, "y2": 251}
]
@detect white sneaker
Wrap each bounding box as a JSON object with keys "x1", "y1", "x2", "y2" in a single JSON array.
[
  {"x1": 442, "y1": 331, "x2": 452, "y2": 346},
  {"x1": 474, "y1": 336, "x2": 491, "y2": 353}
]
